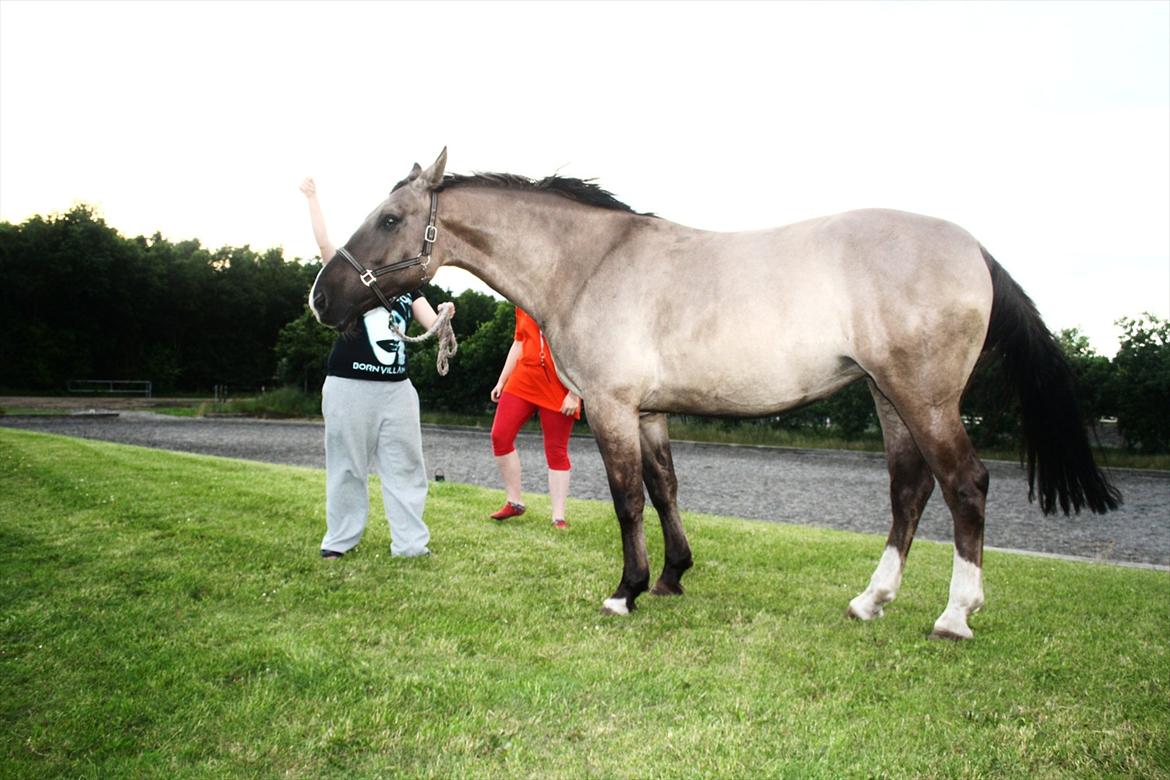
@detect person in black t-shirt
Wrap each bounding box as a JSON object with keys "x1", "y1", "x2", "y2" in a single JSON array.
[{"x1": 300, "y1": 177, "x2": 453, "y2": 559}]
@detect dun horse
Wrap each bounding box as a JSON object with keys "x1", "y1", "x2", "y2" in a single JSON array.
[{"x1": 310, "y1": 149, "x2": 1120, "y2": 639}]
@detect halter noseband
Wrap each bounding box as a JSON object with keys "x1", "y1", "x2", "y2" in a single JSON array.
[{"x1": 336, "y1": 190, "x2": 439, "y2": 312}]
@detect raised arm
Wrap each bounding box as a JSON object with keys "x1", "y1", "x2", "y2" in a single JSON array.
[{"x1": 299, "y1": 177, "x2": 337, "y2": 260}]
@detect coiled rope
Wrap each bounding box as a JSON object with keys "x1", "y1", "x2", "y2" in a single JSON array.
[{"x1": 388, "y1": 303, "x2": 458, "y2": 376}]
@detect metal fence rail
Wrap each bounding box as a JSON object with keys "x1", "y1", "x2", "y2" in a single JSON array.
[{"x1": 67, "y1": 379, "x2": 153, "y2": 398}]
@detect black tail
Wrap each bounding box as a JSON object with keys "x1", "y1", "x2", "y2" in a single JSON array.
[{"x1": 980, "y1": 247, "x2": 1122, "y2": 515}]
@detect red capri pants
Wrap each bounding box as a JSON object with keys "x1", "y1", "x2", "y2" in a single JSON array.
[{"x1": 490, "y1": 391, "x2": 574, "y2": 470}]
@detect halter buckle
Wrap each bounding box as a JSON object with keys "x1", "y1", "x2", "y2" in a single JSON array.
[
  {"x1": 424, "y1": 224, "x2": 438, "y2": 243},
  {"x1": 359, "y1": 269, "x2": 377, "y2": 287}
]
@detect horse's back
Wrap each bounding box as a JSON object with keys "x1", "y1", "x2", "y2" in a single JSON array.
[{"x1": 568, "y1": 207, "x2": 993, "y2": 415}]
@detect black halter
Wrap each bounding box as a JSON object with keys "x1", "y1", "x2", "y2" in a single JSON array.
[{"x1": 336, "y1": 191, "x2": 439, "y2": 311}]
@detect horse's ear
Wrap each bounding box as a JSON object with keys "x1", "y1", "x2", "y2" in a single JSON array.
[
  {"x1": 415, "y1": 147, "x2": 447, "y2": 190},
  {"x1": 391, "y1": 163, "x2": 423, "y2": 193}
]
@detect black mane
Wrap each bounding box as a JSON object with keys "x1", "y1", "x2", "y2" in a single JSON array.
[{"x1": 437, "y1": 172, "x2": 655, "y2": 217}]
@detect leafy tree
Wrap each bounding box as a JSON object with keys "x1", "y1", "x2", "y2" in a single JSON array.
[
  {"x1": 447, "y1": 289, "x2": 502, "y2": 341},
  {"x1": 820, "y1": 380, "x2": 877, "y2": 439},
  {"x1": 0, "y1": 205, "x2": 141, "y2": 390},
  {"x1": 409, "y1": 300, "x2": 514, "y2": 413},
  {"x1": 0, "y1": 205, "x2": 318, "y2": 393},
  {"x1": 274, "y1": 307, "x2": 336, "y2": 393},
  {"x1": 413, "y1": 284, "x2": 500, "y2": 341},
  {"x1": 1112, "y1": 314, "x2": 1170, "y2": 452},
  {"x1": 1056, "y1": 327, "x2": 1116, "y2": 426},
  {"x1": 758, "y1": 380, "x2": 877, "y2": 439}
]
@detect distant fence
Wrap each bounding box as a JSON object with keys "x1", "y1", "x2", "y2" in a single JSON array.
[{"x1": 67, "y1": 379, "x2": 153, "y2": 398}]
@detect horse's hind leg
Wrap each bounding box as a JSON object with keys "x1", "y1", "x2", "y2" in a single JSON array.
[
  {"x1": 639, "y1": 413, "x2": 693, "y2": 595},
  {"x1": 875, "y1": 386, "x2": 990, "y2": 640},
  {"x1": 928, "y1": 430, "x2": 989, "y2": 640},
  {"x1": 847, "y1": 381, "x2": 936, "y2": 621}
]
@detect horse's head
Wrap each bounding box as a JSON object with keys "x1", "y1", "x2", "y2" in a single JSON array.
[{"x1": 310, "y1": 148, "x2": 448, "y2": 331}]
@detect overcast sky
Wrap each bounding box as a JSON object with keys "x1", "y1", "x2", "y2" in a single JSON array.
[{"x1": 1, "y1": 0, "x2": 1166, "y2": 356}]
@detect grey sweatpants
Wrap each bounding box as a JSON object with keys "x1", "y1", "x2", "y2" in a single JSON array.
[{"x1": 321, "y1": 376, "x2": 430, "y2": 557}]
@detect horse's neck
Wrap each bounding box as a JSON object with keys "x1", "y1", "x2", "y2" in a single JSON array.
[{"x1": 436, "y1": 188, "x2": 632, "y2": 325}]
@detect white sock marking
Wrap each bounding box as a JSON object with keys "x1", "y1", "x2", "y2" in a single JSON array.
[
  {"x1": 602, "y1": 597, "x2": 629, "y2": 616},
  {"x1": 932, "y1": 550, "x2": 984, "y2": 638},
  {"x1": 849, "y1": 545, "x2": 904, "y2": 620}
]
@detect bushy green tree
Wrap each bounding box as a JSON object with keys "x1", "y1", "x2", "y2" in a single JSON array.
[
  {"x1": 1112, "y1": 314, "x2": 1170, "y2": 452},
  {"x1": 1056, "y1": 327, "x2": 1116, "y2": 426},
  {"x1": 422, "y1": 285, "x2": 502, "y2": 342},
  {"x1": 274, "y1": 308, "x2": 337, "y2": 392},
  {"x1": 409, "y1": 300, "x2": 514, "y2": 413},
  {"x1": 0, "y1": 205, "x2": 317, "y2": 393},
  {"x1": 820, "y1": 380, "x2": 877, "y2": 438}
]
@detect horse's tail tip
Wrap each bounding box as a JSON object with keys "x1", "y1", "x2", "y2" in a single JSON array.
[
  {"x1": 1036, "y1": 478, "x2": 1123, "y2": 517},
  {"x1": 1095, "y1": 483, "x2": 1124, "y2": 514}
]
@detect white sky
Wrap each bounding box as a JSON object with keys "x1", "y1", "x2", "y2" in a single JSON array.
[{"x1": 1, "y1": 0, "x2": 1167, "y2": 356}]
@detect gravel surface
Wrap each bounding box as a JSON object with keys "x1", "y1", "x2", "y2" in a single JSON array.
[{"x1": 3, "y1": 410, "x2": 1167, "y2": 567}]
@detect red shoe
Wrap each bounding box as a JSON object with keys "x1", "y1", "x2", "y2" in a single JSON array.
[
  {"x1": 491, "y1": 501, "x2": 526, "y2": 520},
  {"x1": 551, "y1": 518, "x2": 569, "y2": 530}
]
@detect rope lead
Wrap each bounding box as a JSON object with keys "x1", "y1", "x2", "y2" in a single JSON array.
[{"x1": 389, "y1": 304, "x2": 458, "y2": 376}]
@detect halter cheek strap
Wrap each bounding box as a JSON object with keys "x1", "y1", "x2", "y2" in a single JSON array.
[
  {"x1": 333, "y1": 189, "x2": 457, "y2": 376},
  {"x1": 336, "y1": 190, "x2": 440, "y2": 312}
]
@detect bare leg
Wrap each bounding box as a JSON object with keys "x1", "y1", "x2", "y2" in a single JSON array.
[
  {"x1": 639, "y1": 413, "x2": 693, "y2": 595},
  {"x1": 548, "y1": 468, "x2": 570, "y2": 520},
  {"x1": 848, "y1": 382, "x2": 935, "y2": 620},
  {"x1": 494, "y1": 450, "x2": 523, "y2": 505}
]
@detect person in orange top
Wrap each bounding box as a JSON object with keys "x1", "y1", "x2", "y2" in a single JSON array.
[{"x1": 489, "y1": 306, "x2": 581, "y2": 529}]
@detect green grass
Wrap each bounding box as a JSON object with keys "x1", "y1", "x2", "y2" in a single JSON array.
[{"x1": 1, "y1": 428, "x2": 1167, "y2": 778}]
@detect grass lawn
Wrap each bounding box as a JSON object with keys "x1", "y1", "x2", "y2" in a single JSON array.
[{"x1": 1, "y1": 428, "x2": 1167, "y2": 778}]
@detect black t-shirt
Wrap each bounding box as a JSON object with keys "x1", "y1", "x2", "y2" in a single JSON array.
[{"x1": 326, "y1": 293, "x2": 416, "y2": 381}]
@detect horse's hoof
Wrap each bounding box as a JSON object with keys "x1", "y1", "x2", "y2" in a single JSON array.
[
  {"x1": 931, "y1": 607, "x2": 974, "y2": 640},
  {"x1": 650, "y1": 579, "x2": 683, "y2": 596},
  {"x1": 600, "y1": 597, "x2": 632, "y2": 616},
  {"x1": 845, "y1": 599, "x2": 883, "y2": 621},
  {"x1": 928, "y1": 627, "x2": 972, "y2": 641}
]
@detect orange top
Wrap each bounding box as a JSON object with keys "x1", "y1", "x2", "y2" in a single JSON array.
[{"x1": 503, "y1": 308, "x2": 580, "y2": 418}]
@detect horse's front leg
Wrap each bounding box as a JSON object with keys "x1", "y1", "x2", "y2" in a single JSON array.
[
  {"x1": 639, "y1": 413, "x2": 692, "y2": 595},
  {"x1": 589, "y1": 398, "x2": 651, "y2": 616}
]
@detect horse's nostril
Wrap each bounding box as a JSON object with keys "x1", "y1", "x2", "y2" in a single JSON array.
[{"x1": 312, "y1": 290, "x2": 328, "y2": 312}]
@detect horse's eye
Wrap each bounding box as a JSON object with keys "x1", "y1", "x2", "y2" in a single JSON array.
[{"x1": 382, "y1": 215, "x2": 398, "y2": 230}]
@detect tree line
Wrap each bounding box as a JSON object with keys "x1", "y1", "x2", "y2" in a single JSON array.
[
  {"x1": 0, "y1": 205, "x2": 316, "y2": 392},
  {"x1": 3, "y1": 205, "x2": 1167, "y2": 452}
]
